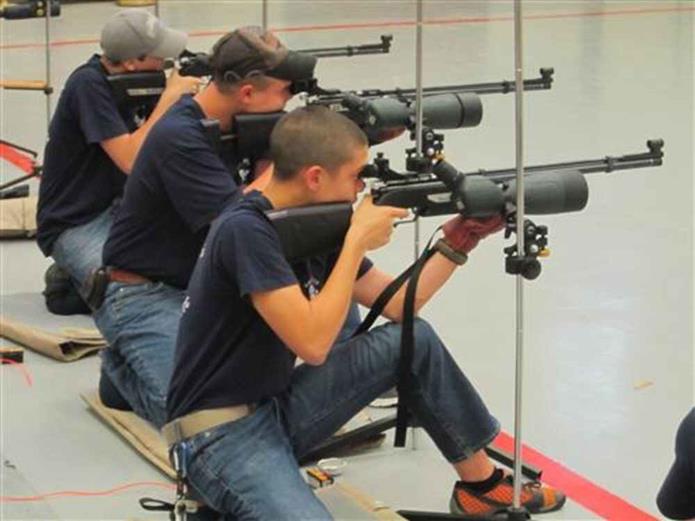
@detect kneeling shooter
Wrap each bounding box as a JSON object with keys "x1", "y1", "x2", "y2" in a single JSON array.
[{"x1": 164, "y1": 106, "x2": 566, "y2": 519}]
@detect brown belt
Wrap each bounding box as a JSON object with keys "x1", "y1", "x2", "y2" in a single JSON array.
[
  {"x1": 162, "y1": 405, "x2": 255, "y2": 446},
  {"x1": 108, "y1": 268, "x2": 151, "y2": 285}
]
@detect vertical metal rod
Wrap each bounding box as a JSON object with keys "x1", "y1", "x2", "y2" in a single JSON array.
[
  {"x1": 154, "y1": 0, "x2": 160, "y2": 18},
  {"x1": 512, "y1": 0, "x2": 526, "y2": 511},
  {"x1": 411, "y1": 0, "x2": 425, "y2": 451},
  {"x1": 414, "y1": 0, "x2": 424, "y2": 160},
  {"x1": 44, "y1": 0, "x2": 53, "y2": 131},
  {"x1": 413, "y1": 0, "x2": 424, "y2": 259},
  {"x1": 262, "y1": 0, "x2": 268, "y2": 31}
]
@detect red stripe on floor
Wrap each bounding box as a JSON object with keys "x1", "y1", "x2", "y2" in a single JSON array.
[
  {"x1": 1, "y1": 5, "x2": 692, "y2": 51},
  {"x1": 493, "y1": 431, "x2": 657, "y2": 520}
]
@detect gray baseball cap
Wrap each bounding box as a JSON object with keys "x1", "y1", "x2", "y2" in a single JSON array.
[{"x1": 100, "y1": 9, "x2": 187, "y2": 62}]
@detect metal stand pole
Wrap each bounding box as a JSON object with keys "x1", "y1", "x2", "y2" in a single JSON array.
[
  {"x1": 44, "y1": 0, "x2": 53, "y2": 132},
  {"x1": 261, "y1": 0, "x2": 268, "y2": 31},
  {"x1": 510, "y1": 0, "x2": 527, "y2": 517},
  {"x1": 154, "y1": 0, "x2": 160, "y2": 18},
  {"x1": 410, "y1": 0, "x2": 425, "y2": 452}
]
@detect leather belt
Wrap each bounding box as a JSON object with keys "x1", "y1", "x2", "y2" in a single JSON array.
[
  {"x1": 108, "y1": 268, "x2": 151, "y2": 285},
  {"x1": 162, "y1": 405, "x2": 255, "y2": 446}
]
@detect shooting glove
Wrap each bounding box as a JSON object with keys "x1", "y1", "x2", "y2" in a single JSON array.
[{"x1": 440, "y1": 214, "x2": 505, "y2": 258}]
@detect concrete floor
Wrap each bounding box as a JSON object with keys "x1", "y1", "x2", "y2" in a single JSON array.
[{"x1": 1, "y1": 1, "x2": 693, "y2": 519}]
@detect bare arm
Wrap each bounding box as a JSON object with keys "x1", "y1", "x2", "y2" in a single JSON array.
[
  {"x1": 353, "y1": 214, "x2": 505, "y2": 322},
  {"x1": 353, "y1": 252, "x2": 458, "y2": 323},
  {"x1": 250, "y1": 196, "x2": 408, "y2": 365},
  {"x1": 251, "y1": 236, "x2": 366, "y2": 365},
  {"x1": 101, "y1": 70, "x2": 201, "y2": 174}
]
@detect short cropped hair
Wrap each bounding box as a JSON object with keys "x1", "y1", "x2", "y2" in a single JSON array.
[{"x1": 270, "y1": 106, "x2": 367, "y2": 181}]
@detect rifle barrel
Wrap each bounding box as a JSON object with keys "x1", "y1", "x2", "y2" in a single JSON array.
[
  {"x1": 475, "y1": 141, "x2": 663, "y2": 182},
  {"x1": 301, "y1": 35, "x2": 392, "y2": 58},
  {"x1": 310, "y1": 68, "x2": 554, "y2": 104}
]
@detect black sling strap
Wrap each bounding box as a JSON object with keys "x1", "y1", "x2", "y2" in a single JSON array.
[{"x1": 352, "y1": 235, "x2": 438, "y2": 447}]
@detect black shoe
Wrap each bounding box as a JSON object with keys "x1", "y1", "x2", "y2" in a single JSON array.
[{"x1": 98, "y1": 370, "x2": 132, "y2": 411}]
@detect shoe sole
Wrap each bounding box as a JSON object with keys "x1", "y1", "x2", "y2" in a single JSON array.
[
  {"x1": 450, "y1": 491, "x2": 567, "y2": 518},
  {"x1": 368, "y1": 398, "x2": 399, "y2": 408}
]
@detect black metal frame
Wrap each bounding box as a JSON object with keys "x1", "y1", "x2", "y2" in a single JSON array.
[{"x1": 0, "y1": 139, "x2": 41, "y2": 194}]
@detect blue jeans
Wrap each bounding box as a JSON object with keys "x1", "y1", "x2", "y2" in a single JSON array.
[
  {"x1": 336, "y1": 302, "x2": 361, "y2": 343},
  {"x1": 94, "y1": 293, "x2": 358, "y2": 429},
  {"x1": 183, "y1": 319, "x2": 500, "y2": 520},
  {"x1": 51, "y1": 202, "x2": 118, "y2": 298},
  {"x1": 93, "y1": 281, "x2": 184, "y2": 429}
]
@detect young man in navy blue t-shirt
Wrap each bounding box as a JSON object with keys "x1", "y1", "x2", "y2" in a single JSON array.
[
  {"x1": 165, "y1": 106, "x2": 566, "y2": 519},
  {"x1": 93, "y1": 27, "x2": 317, "y2": 428},
  {"x1": 37, "y1": 9, "x2": 199, "y2": 294}
]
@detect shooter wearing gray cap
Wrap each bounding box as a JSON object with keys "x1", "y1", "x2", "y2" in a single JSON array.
[{"x1": 37, "y1": 9, "x2": 200, "y2": 315}]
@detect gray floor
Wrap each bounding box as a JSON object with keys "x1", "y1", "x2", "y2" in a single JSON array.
[{"x1": 1, "y1": 1, "x2": 693, "y2": 519}]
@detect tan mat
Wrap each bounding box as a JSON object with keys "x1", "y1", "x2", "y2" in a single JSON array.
[
  {"x1": 82, "y1": 391, "x2": 175, "y2": 479},
  {"x1": 0, "y1": 196, "x2": 38, "y2": 238},
  {"x1": 82, "y1": 392, "x2": 404, "y2": 520},
  {"x1": 0, "y1": 317, "x2": 105, "y2": 361}
]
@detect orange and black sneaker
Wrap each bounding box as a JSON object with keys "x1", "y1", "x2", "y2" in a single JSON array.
[{"x1": 450, "y1": 472, "x2": 566, "y2": 517}]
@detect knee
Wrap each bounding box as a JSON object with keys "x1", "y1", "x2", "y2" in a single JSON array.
[
  {"x1": 412, "y1": 318, "x2": 445, "y2": 359},
  {"x1": 412, "y1": 318, "x2": 439, "y2": 346}
]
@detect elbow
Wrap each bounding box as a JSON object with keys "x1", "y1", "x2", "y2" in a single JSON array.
[
  {"x1": 389, "y1": 310, "x2": 404, "y2": 324},
  {"x1": 113, "y1": 154, "x2": 134, "y2": 175},
  {"x1": 302, "y1": 345, "x2": 329, "y2": 366},
  {"x1": 383, "y1": 301, "x2": 404, "y2": 323},
  {"x1": 295, "y1": 340, "x2": 330, "y2": 366}
]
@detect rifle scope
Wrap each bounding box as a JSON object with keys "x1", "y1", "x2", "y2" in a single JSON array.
[
  {"x1": 432, "y1": 160, "x2": 588, "y2": 218},
  {"x1": 342, "y1": 92, "x2": 483, "y2": 131}
]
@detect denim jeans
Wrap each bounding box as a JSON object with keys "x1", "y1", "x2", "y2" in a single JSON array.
[
  {"x1": 50, "y1": 201, "x2": 118, "y2": 298},
  {"x1": 93, "y1": 281, "x2": 184, "y2": 429},
  {"x1": 183, "y1": 319, "x2": 500, "y2": 520},
  {"x1": 335, "y1": 302, "x2": 361, "y2": 343}
]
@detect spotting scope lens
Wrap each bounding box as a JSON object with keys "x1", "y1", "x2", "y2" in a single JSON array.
[
  {"x1": 344, "y1": 92, "x2": 483, "y2": 131},
  {"x1": 432, "y1": 160, "x2": 589, "y2": 218}
]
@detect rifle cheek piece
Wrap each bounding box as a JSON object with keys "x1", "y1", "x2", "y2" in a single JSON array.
[{"x1": 266, "y1": 203, "x2": 353, "y2": 263}]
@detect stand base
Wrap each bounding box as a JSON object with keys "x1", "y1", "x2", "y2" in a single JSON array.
[
  {"x1": 299, "y1": 414, "x2": 542, "y2": 481},
  {"x1": 398, "y1": 509, "x2": 531, "y2": 521}
]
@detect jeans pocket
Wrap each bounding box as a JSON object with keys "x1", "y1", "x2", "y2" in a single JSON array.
[{"x1": 109, "y1": 282, "x2": 155, "y2": 321}]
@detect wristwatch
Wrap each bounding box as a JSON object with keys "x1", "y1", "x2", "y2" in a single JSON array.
[{"x1": 434, "y1": 238, "x2": 468, "y2": 266}]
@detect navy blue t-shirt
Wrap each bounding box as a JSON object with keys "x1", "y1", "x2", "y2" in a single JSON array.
[
  {"x1": 37, "y1": 54, "x2": 138, "y2": 255},
  {"x1": 167, "y1": 192, "x2": 373, "y2": 421},
  {"x1": 102, "y1": 95, "x2": 240, "y2": 289}
]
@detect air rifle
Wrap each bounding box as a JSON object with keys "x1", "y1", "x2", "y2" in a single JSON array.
[
  {"x1": 213, "y1": 68, "x2": 556, "y2": 166},
  {"x1": 176, "y1": 34, "x2": 393, "y2": 78},
  {"x1": 306, "y1": 67, "x2": 554, "y2": 106},
  {"x1": 268, "y1": 139, "x2": 665, "y2": 279}
]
